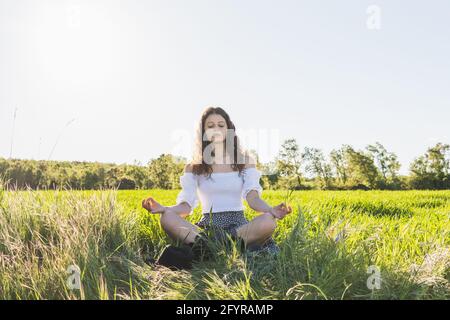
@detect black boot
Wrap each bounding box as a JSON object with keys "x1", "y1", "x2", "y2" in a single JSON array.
[
  {"x1": 188, "y1": 232, "x2": 215, "y2": 262},
  {"x1": 155, "y1": 244, "x2": 195, "y2": 270}
]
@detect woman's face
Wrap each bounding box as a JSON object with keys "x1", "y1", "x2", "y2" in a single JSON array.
[{"x1": 204, "y1": 113, "x2": 228, "y2": 143}]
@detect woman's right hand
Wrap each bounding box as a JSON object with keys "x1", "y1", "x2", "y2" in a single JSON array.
[{"x1": 142, "y1": 196, "x2": 166, "y2": 214}]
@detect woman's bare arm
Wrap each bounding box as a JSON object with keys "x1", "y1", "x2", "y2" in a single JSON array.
[
  {"x1": 246, "y1": 191, "x2": 293, "y2": 219},
  {"x1": 246, "y1": 190, "x2": 273, "y2": 213},
  {"x1": 142, "y1": 197, "x2": 192, "y2": 219},
  {"x1": 142, "y1": 164, "x2": 196, "y2": 219},
  {"x1": 164, "y1": 202, "x2": 192, "y2": 219}
]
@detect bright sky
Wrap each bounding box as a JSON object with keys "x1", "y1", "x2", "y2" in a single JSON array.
[{"x1": 1, "y1": 0, "x2": 449, "y2": 175}]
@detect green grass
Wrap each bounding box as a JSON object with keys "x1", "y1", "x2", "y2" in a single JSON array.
[{"x1": 0, "y1": 186, "x2": 449, "y2": 299}]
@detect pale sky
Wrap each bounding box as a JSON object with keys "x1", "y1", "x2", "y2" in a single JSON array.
[{"x1": 1, "y1": 0, "x2": 449, "y2": 175}]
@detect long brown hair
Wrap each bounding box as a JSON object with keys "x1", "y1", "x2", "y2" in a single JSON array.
[{"x1": 191, "y1": 107, "x2": 253, "y2": 177}]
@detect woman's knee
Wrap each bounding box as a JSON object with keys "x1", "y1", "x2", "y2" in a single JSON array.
[
  {"x1": 260, "y1": 212, "x2": 277, "y2": 233},
  {"x1": 160, "y1": 211, "x2": 179, "y2": 230}
]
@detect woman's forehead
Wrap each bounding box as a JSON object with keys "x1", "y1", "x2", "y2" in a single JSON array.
[{"x1": 205, "y1": 114, "x2": 226, "y2": 123}]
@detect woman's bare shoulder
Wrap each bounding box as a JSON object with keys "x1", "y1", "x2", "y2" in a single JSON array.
[
  {"x1": 244, "y1": 163, "x2": 256, "y2": 169},
  {"x1": 184, "y1": 163, "x2": 194, "y2": 173}
]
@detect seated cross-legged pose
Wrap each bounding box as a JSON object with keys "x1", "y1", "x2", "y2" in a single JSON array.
[{"x1": 142, "y1": 106, "x2": 292, "y2": 256}]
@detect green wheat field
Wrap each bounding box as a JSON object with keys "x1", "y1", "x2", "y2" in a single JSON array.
[{"x1": 0, "y1": 187, "x2": 449, "y2": 300}]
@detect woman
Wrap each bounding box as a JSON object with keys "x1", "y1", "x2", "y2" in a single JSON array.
[{"x1": 142, "y1": 107, "x2": 292, "y2": 256}]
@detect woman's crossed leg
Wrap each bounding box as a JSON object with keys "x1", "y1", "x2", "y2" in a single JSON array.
[
  {"x1": 142, "y1": 196, "x2": 278, "y2": 248},
  {"x1": 160, "y1": 210, "x2": 277, "y2": 248}
]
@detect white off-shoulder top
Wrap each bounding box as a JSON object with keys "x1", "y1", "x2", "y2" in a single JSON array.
[{"x1": 175, "y1": 167, "x2": 263, "y2": 214}]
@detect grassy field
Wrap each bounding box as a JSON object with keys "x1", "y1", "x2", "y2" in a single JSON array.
[{"x1": 0, "y1": 186, "x2": 449, "y2": 300}]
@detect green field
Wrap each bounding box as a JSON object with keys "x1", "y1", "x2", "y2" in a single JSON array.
[{"x1": 0, "y1": 188, "x2": 449, "y2": 300}]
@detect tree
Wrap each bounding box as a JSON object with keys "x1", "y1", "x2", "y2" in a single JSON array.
[
  {"x1": 366, "y1": 142, "x2": 401, "y2": 189},
  {"x1": 117, "y1": 177, "x2": 136, "y2": 190},
  {"x1": 330, "y1": 147, "x2": 348, "y2": 186},
  {"x1": 275, "y1": 139, "x2": 303, "y2": 189},
  {"x1": 259, "y1": 160, "x2": 279, "y2": 189},
  {"x1": 302, "y1": 147, "x2": 333, "y2": 189},
  {"x1": 147, "y1": 154, "x2": 185, "y2": 189},
  {"x1": 409, "y1": 143, "x2": 450, "y2": 189},
  {"x1": 344, "y1": 145, "x2": 380, "y2": 189}
]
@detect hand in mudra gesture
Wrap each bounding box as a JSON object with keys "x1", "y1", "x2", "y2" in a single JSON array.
[
  {"x1": 270, "y1": 202, "x2": 292, "y2": 219},
  {"x1": 142, "y1": 196, "x2": 166, "y2": 214}
]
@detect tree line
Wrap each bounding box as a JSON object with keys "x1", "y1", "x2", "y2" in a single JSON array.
[
  {"x1": 0, "y1": 141, "x2": 448, "y2": 190},
  {"x1": 258, "y1": 140, "x2": 449, "y2": 190}
]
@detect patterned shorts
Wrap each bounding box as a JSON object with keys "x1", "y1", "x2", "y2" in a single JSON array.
[{"x1": 195, "y1": 210, "x2": 280, "y2": 255}]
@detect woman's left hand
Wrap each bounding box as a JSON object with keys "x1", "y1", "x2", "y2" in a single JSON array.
[{"x1": 269, "y1": 202, "x2": 292, "y2": 219}]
